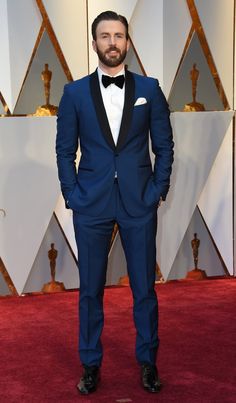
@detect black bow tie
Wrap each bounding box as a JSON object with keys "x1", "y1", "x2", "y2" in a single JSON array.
[{"x1": 102, "y1": 74, "x2": 125, "y2": 89}]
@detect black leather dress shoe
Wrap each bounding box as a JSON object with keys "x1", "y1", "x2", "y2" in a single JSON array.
[
  {"x1": 141, "y1": 364, "x2": 162, "y2": 393},
  {"x1": 76, "y1": 365, "x2": 100, "y2": 394}
]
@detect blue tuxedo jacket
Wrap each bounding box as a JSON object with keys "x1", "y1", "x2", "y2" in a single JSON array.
[{"x1": 56, "y1": 70, "x2": 174, "y2": 217}]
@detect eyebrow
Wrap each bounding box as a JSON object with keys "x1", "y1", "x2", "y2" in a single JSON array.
[{"x1": 99, "y1": 32, "x2": 125, "y2": 36}]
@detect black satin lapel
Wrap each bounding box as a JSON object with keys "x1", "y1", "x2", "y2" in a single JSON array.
[
  {"x1": 90, "y1": 71, "x2": 116, "y2": 150},
  {"x1": 116, "y1": 70, "x2": 135, "y2": 152}
]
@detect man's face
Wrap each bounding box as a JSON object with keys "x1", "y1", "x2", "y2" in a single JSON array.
[{"x1": 92, "y1": 20, "x2": 129, "y2": 68}]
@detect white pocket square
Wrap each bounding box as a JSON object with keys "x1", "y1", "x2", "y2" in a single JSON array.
[{"x1": 134, "y1": 97, "x2": 147, "y2": 106}]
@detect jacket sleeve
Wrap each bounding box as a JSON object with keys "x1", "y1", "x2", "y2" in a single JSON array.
[
  {"x1": 56, "y1": 84, "x2": 79, "y2": 205},
  {"x1": 149, "y1": 79, "x2": 174, "y2": 201}
]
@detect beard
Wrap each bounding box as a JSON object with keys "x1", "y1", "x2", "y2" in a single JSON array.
[{"x1": 96, "y1": 45, "x2": 127, "y2": 68}]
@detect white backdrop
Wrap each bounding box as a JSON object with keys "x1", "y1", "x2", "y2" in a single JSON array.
[{"x1": 0, "y1": 0, "x2": 235, "y2": 295}]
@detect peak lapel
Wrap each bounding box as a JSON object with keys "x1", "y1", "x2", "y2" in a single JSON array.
[
  {"x1": 116, "y1": 70, "x2": 135, "y2": 152},
  {"x1": 90, "y1": 70, "x2": 116, "y2": 151}
]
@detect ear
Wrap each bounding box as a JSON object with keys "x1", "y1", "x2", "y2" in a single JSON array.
[{"x1": 92, "y1": 40, "x2": 97, "y2": 53}]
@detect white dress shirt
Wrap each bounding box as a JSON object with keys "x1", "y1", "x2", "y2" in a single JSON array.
[{"x1": 97, "y1": 66, "x2": 125, "y2": 146}]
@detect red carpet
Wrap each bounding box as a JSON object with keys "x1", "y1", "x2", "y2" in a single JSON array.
[{"x1": 0, "y1": 279, "x2": 236, "y2": 402}]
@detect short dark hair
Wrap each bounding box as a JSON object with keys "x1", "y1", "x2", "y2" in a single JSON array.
[{"x1": 92, "y1": 10, "x2": 129, "y2": 40}]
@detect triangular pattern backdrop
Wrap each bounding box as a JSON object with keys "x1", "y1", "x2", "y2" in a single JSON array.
[
  {"x1": 168, "y1": 32, "x2": 224, "y2": 111},
  {"x1": 0, "y1": 0, "x2": 235, "y2": 295},
  {"x1": 42, "y1": 0, "x2": 88, "y2": 80},
  {"x1": 157, "y1": 111, "x2": 234, "y2": 280},
  {"x1": 194, "y1": 0, "x2": 234, "y2": 107},
  {"x1": 14, "y1": 29, "x2": 68, "y2": 115},
  {"x1": 163, "y1": 0, "x2": 192, "y2": 97},
  {"x1": 0, "y1": 0, "x2": 42, "y2": 112}
]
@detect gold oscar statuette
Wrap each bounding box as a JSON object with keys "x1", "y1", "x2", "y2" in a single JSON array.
[
  {"x1": 186, "y1": 233, "x2": 207, "y2": 280},
  {"x1": 183, "y1": 63, "x2": 205, "y2": 112},
  {"x1": 155, "y1": 264, "x2": 165, "y2": 284},
  {"x1": 31, "y1": 63, "x2": 58, "y2": 116},
  {"x1": 42, "y1": 243, "x2": 65, "y2": 293}
]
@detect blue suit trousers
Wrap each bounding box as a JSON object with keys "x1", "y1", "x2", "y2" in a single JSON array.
[{"x1": 73, "y1": 180, "x2": 159, "y2": 367}]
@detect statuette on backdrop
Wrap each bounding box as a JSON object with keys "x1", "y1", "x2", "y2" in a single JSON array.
[
  {"x1": 192, "y1": 232, "x2": 200, "y2": 269},
  {"x1": 186, "y1": 233, "x2": 207, "y2": 280},
  {"x1": 156, "y1": 264, "x2": 165, "y2": 284},
  {"x1": 110, "y1": 223, "x2": 118, "y2": 247},
  {"x1": 42, "y1": 243, "x2": 65, "y2": 293},
  {"x1": 31, "y1": 63, "x2": 58, "y2": 116},
  {"x1": 183, "y1": 63, "x2": 205, "y2": 112}
]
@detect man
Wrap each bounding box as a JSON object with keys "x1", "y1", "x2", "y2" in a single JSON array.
[{"x1": 56, "y1": 10, "x2": 174, "y2": 395}]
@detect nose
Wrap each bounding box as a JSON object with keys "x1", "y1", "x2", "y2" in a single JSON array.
[{"x1": 108, "y1": 35, "x2": 116, "y2": 46}]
